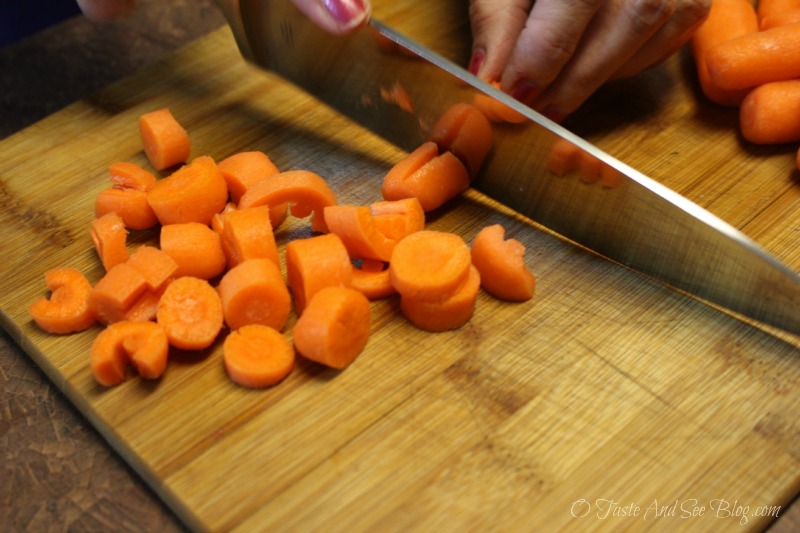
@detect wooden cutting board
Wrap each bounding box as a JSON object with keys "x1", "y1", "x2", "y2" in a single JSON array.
[{"x1": 2, "y1": 3, "x2": 800, "y2": 531}]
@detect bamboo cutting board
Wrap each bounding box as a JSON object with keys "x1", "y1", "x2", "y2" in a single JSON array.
[{"x1": 3, "y1": 3, "x2": 800, "y2": 531}]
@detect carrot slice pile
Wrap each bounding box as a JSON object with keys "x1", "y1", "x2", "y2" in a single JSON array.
[
  {"x1": 160, "y1": 222, "x2": 227, "y2": 280},
  {"x1": 219, "y1": 205, "x2": 280, "y2": 268},
  {"x1": 427, "y1": 102, "x2": 493, "y2": 177},
  {"x1": 91, "y1": 320, "x2": 169, "y2": 386},
  {"x1": 223, "y1": 324, "x2": 295, "y2": 388},
  {"x1": 146, "y1": 155, "x2": 228, "y2": 226},
  {"x1": 156, "y1": 276, "x2": 224, "y2": 350},
  {"x1": 470, "y1": 224, "x2": 535, "y2": 302},
  {"x1": 29, "y1": 268, "x2": 96, "y2": 334},
  {"x1": 285, "y1": 233, "x2": 353, "y2": 314},
  {"x1": 323, "y1": 204, "x2": 397, "y2": 262},
  {"x1": 90, "y1": 212, "x2": 129, "y2": 271},
  {"x1": 293, "y1": 286, "x2": 371, "y2": 369},
  {"x1": 139, "y1": 108, "x2": 191, "y2": 171},
  {"x1": 217, "y1": 258, "x2": 291, "y2": 331}
]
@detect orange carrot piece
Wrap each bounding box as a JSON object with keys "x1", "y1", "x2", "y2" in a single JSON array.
[
  {"x1": 124, "y1": 288, "x2": 164, "y2": 323},
  {"x1": 223, "y1": 324, "x2": 295, "y2": 388},
  {"x1": 217, "y1": 258, "x2": 291, "y2": 331},
  {"x1": 578, "y1": 152, "x2": 604, "y2": 184},
  {"x1": 95, "y1": 188, "x2": 159, "y2": 231},
  {"x1": 218, "y1": 151, "x2": 281, "y2": 204},
  {"x1": 292, "y1": 286, "x2": 371, "y2": 369},
  {"x1": 690, "y1": 0, "x2": 757, "y2": 106},
  {"x1": 470, "y1": 224, "x2": 535, "y2": 302},
  {"x1": 369, "y1": 197, "x2": 425, "y2": 241},
  {"x1": 761, "y1": 8, "x2": 800, "y2": 29},
  {"x1": 126, "y1": 245, "x2": 178, "y2": 292},
  {"x1": 90, "y1": 212, "x2": 129, "y2": 271},
  {"x1": 160, "y1": 222, "x2": 227, "y2": 280},
  {"x1": 427, "y1": 102, "x2": 493, "y2": 176},
  {"x1": 400, "y1": 265, "x2": 480, "y2": 332},
  {"x1": 285, "y1": 233, "x2": 353, "y2": 314},
  {"x1": 323, "y1": 204, "x2": 397, "y2": 262},
  {"x1": 138, "y1": 108, "x2": 191, "y2": 171},
  {"x1": 739, "y1": 80, "x2": 800, "y2": 144},
  {"x1": 757, "y1": 0, "x2": 800, "y2": 24},
  {"x1": 146, "y1": 155, "x2": 228, "y2": 226},
  {"x1": 351, "y1": 260, "x2": 396, "y2": 300},
  {"x1": 156, "y1": 276, "x2": 224, "y2": 350},
  {"x1": 219, "y1": 205, "x2": 280, "y2": 269},
  {"x1": 211, "y1": 202, "x2": 237, "y2": 234},
  {"x1": 706, "y1": 23, "x2": 800, "y2": 91},
  {"x1": 89, "y1": 263, "x2": 149, "y2": 324},
  {"x1": 238, "y1": 170, "x2": 337, "y2": 233},
  {"x1": 381, "y1": 141, "x2": 471, "y2": 212},
  {"x1": 471, "y1": 81, "x2": 527, "y2": 124},
  {"x1": 90, "y1": 320, "x2": 169, "y2": 386},
  {"x1": 546, "y1": 138, "x2": 583, "y2": 176},
  {"x1": 29, "y1": 268, "x2": 96, "y2": 334},
  {"x1": 389, "y1": 230, "x2": 472, "y2": 301},
  {"x1": 108, "y1": 161, "x2": 157, "y2": 191}
]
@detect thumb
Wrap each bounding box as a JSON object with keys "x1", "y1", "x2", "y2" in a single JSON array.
[
  {"x1": 468, "y1": 0, "x2": 532, "y2": 82},
  {"x1": 291, "y1": 0, "x2": 371, "y2": 35}
]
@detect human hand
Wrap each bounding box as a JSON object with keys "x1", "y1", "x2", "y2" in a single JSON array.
[{"x1": 468, "y1": 0, "x2": 710, "y2": 122}]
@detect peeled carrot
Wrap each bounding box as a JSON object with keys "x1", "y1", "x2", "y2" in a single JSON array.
[
  {"x1": 95, "y1": 188, "x2": 159, "y2": 231},
  {"x1": 351, "y1": 259, "x2": 396, "y2": 300},
  {"x1": 381, "y1": 141, "x2": 471, "y2": 212},
  {"x1": 223, "y1": 324, "x2": 295, "y2": 388},
  {"x1": 690, "y1": 0, "x2": 758, "y2": 106},
  {"x1": 138, "y1": 108, "x2": 191, "y2": 171},
  {"x1": 156, "y1": 276, "x2": 224, "y2": 350},
  {"x1": 90, "y1": 320, "x2": 169, "y2": 386},
  {"x1": 125, "y1": 245, "x2": 178, "y2": 292},
  {"x1": 219, "y1": 205, "x2": 280, "y2": 269},
  {"x1": 160, "y1": 222, "x2": 227, "y2": 280},
  {"x1": 29, "y1": 268, "x2": 96, "y2": 334},
  {"x1": 428, "y1": 102, "x2": 494, "y2": 177},
  {"x1": 292, "y1": 286, "x2": 371, "y2": 369},
  {"x1": 739, "y1": 80, "x2": 800, "y2": 144},
  {"x1": 211, "y1": 202, "x2": 237, "y2": 234},
  {"x1": 238, "y1": 170, "x2": 337, "y2": 233},
  {"x1": 400, "y1": 265, "x2": 480, "y2": 332},
  {"x1": 108, "y1": 161, "x2": 157, "y2": 191},
  {"x1": 470, "y1": 224, "x2": 535, "y2": 302},
  {"x1": 218, "y1": 151, "x2": 281, "y2": 204},
  {"x1": 90, "y1": 263, "x2": 149, "y2": 324},
  {"x1": 369, "y1": 197, "x2": 425, "y2": 241},
  {"x1": 323, "y1": 204, "x2": 397, "y2": 262},
  {"x1": 285, "y1": 233, "x2": 353, "y2": 314},
  {"x1": 146, "y1": 155, "x2": 229, "y2": 226},
  {"x1": 217, "y1": 258, "x2": 291, "y2": 331},
  {"x1": 90, "y1": 212, "x2": 129, "y2": 271},
  {"x1": 388, "y1": 230, "x2": 472, "y2": 301},
  {"x1": 124, "y1": 288, "x2": 164, "y2": 323},
  {"x1": 761, "y1": 8, "x2": 800, "y2": 29},
  {"x1": 706, "y1": 23, "x2": 800, "y2": 91}
]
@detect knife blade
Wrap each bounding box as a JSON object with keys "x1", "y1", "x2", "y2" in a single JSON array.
[{"x1": 217, "y1": 0, "x2": 800, "y2": 335}]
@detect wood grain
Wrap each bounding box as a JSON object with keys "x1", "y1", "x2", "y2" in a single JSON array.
[{"x1": 2, "y1": 2, "x2": 800, "y2": 532}]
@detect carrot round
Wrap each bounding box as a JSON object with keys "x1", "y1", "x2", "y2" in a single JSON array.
[
  {"x1": 108, "y1": 161, "x2": 157, "y2": 191},
  {"x1": 400, "y1": 265, "x2": 480, "y2": 332},
  {"x1": 381, "y1": 141, "x2": 471, "y2": 212},
  {"x1": 156, "y1": 276, "x2": 224, "y2": 350},
  {"x1": 470, "y1": 224, "x2": 535, "y2": 302},
  {"x1": 388, "y1": 230, "x2": 472, "y2": 301},
  {"x1": 292, "y1": 286, "x2": 371, "y2": 369},
  {"x1": 90, "y1": 263, "x2": 149, "y2": 325},
  {"x1": 219, "y1": 205, "x2": 280, "y2": 269},
  {"x1": 138, "y1": 108, "x2": 191, "y2": 171},
  {"x1": 351, "y1": 259, "x2": 396, "y2": 300},
  {"x1": 125, "y1": 245, "x2": 178, "y2": 292},
  {"x1": 369, "y1": 197, "x2": 425, "y2": 241},
  {"x1": 323, "y1": 204, "x2": 397, "y2": 262},
  {"x1": 706, "y1": 23, "x2": 800, "y2": 91},
  {"x1": 217, "y1": 258, "x2": 291, "y2": 331},
  {"x1": 238, "y1": 169, "x2": 337, "y2": 233},
  {"x1": 690, "y1": 0, "x2": 758, "y2": 106},
  {"x1": 95, "y1": 188, "x2": 159, "y2": 231},
  {"x1": 427, "y1": 102, "x2": 494, "y2": 177},
  {"x1": 739, "y1": 80, "x2": 800, "y2": 144},
  {"x1": 285, "y1": 233, "x2": 353, "y2": 314},
  {"x1": 90, "y1": 212, "x2": 129, "y2": 271},
  {"x1": 29, "y1": 268, "x2": 96, "y2": 334},
  {"x1": 90, "y1": 320, "x2": 169, "y2": 386},
  {"x1": 160, "y1": 222, "x2": 227, "y2": 280},
  {"x1": 146, "y1": 155, "x2": 229, "y2": 226},
  {"x1": 218, "y1": 151, "x2": 281, "y2": 205},
  {"x1": 223, "y1": 324, "x2": 295, "y2": 388}
]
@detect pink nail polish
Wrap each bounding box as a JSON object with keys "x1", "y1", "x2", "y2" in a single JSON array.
[
  {"x1": 324, "y1": 0, "x2": 368, "y2": 27},
  {"x1": 468, "y1": 49, "x2": 484, "y2": 76},
  {"x1": 511, "y1": 80, "x2": 539, "y2": 104}
]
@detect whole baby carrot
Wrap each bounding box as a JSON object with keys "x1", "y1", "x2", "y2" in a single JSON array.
[
  {"x1": 760, "y1": 8, "x2": 800, "y2": 29},
  {"x1": 757, "y1": 0, "x2": 800, "y2": 24},
  {"x1": 223, "y1": 324, "x2": 295, "y2": 388},
  {"x1": 739, "y1": 79, "x2": 800, "y2": 144},
  {"x1": 29, "y1": 268, "x2": 96, "y2": 334}
]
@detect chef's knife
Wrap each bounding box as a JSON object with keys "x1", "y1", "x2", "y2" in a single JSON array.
[{"x1": 216, "y1": 0, "x2": 800, "y2": 335}]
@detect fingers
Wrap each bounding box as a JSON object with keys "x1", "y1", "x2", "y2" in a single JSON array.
[
  {"x1": 468, "y1": 0, "x2": 532, "y2": 81},
  {"x1": 76, "y1": 0, "x2": 136, "y2": 21},
  {"x1": 291, "y1": 0, "x2": 371, "y2": 35}
]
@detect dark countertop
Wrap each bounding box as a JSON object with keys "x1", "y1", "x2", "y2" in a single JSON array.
[{"x1": 2, "y1": 1, "x2": 799, "y2": 531}]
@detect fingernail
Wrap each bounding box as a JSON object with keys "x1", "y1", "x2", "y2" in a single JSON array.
[
  {"x1": 468, "y1": 49, "x2": 485, "y2": 76},
  {"x1": 324, "y1": 0, "x2": 370, "y2": 30},
  {"x1": 540, "y1": 105, "x2": 566, "y2": 123},
  {"x1": 511, "y1": 80, "x2": 539, "y2": 104}
]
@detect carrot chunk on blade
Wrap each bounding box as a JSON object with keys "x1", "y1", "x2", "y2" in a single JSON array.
[
  {"x1": 156, "y1": 276, "x2": 224, "y2": 350},
  {"x1": 29, "y1": 268, "x2": 96, "y2": 334},
  {"x1": 470, "y1": 224, "x2": 535, "y2": 302},
  {"x1": 223, "y1": 324, "x2": 295, "y2": 388}
]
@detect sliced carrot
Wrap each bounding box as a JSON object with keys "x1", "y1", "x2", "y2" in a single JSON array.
[
  {"x1": 211, "y1": 202, "x2": 237, "y2": 234},
  {"x1": 108, "y1": 161, "x2": 157, "y2": 191},
  {"x1": 427, "y1": 102, "x2": 493, "y2": 176},
  {"x1": 90, "y1": 212, "x2": 129, "y2": 271},
  {"x1": 381, "y1": 141, "x2": 471, "y2": 212},
  {"x1": 90, "y1": 320, "x2": 169, "y2": 386},
  {"x1": 369, "y1": 197, "x2": 425, "y2": 241},
  {"x1": 739, "y1": 80, "x2": 800, "y2": 144},
  {"x1": 125, "y1": 245, "x2": 178, "y2": 292},
  {"x1": 470, "y1": 224, "x2": 535, "y2": 302},
  {"x1": 219, "y1": 205, "x2": 280, "y2": 269},
  {"x1": 124, "y1": 288, "x2": 164, "y2": 323},
  {"x1": 238, "y1": 170, "x2": 337, "y2": 233},
  {"x1": 160, "y1": 222, "x2": 227, "y2": 280},
  {"x1": 323, "y1": 204, "x2": 397, "y2": 262},
  {"x1": 138, "y1": 108, "x2": 191, "y2": 171},
  {"x1": 285, "y1": 233, "x2": 353, "y2": 314},
  {"x1": 471, "y1": 81, "x2": 526, "y2": 124},
  {"x1": 223, "y1": 324, "x2": 295, "y2": 388},
  {"x1": 690, "y1": 0, "x2": 757, "y2": 106},
  {"x1": 292, "y1": 286, "x2": 371, "y2": 369},
  {"x1": 706, "y1": 23, "x2": 800, "y2": 91},
  {"x1": 218, "y1": 151, "x2": 281, "y2": 204},
  {"x1": 217, "y1": 258, "x2": 291, "y2": 331},
  {"x1": 351, "y1": 259, "x2": 396, "y2": 300},
  {"x1": 146, "y1": 155, "x2": 229, "y2": 226},
  {"x1": 29, "y1": 267, "x2": 96, "y2": 334},
  {"x1": 156, "y1": 276, "x2": 224, "y2": 350},
  {"x1": 388, "y1": 230, "x2": 472, "y2": 301},
  {"x1": 400, "y1": 265, "x2": 480, "y2": 332},
  {"x1": 95, "y1": 188, "x2": 159, "y2": 231},
  {"x1": 546, "y1": 138, "x2": 583, "y2": 176},
  {"x1": 89, "y1": 263, "x2": 149, "y2": 324}
]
